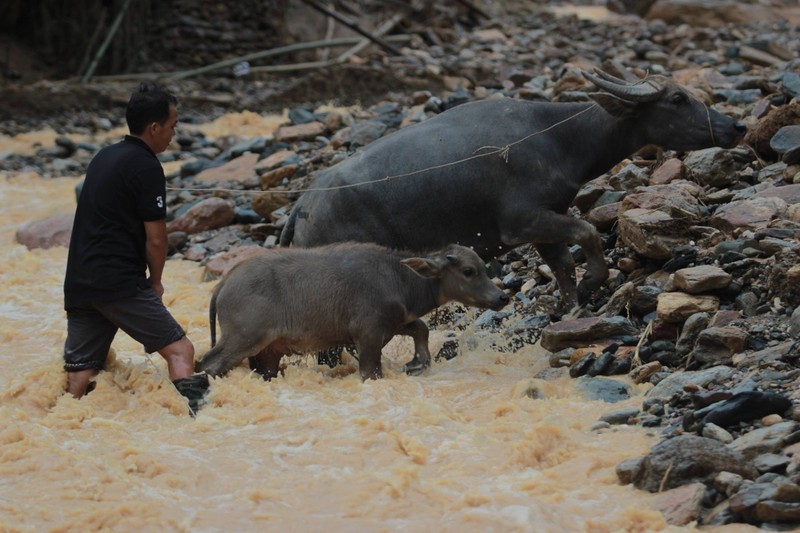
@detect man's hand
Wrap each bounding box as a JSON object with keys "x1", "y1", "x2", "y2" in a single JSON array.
[{"x1": 150, "y1": 279, "x2": 165, "y2": 298}]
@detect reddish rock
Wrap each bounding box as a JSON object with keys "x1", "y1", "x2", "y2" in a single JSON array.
[
  {"x1": 709, "y1": 310, "x2": 742, "y2": 328},
  {"x1": 15, "y1": 213, "x2": 73, "y2": 250},
  {"x1": 754, "y1": 184, "x2": 800, "y2": 206},
  {"x1": 260, "y1": 164, "x2": 297, "y2": 189},
  {"x1": 656, "y1": 483, "x2": 706, "y2": 526},
  {"x1": 710, "y1": 197, "x2": 788, "y2": 234},
  {"x1": 255, "y1": 149, "x2": 296, "y2": 173},
  {"x1": 657, "y1": 292, "x2": 720, "y2": 323},
  {"x1": 586, "y1": 202, "x2": 620, "y2": 231},
  {"x1": 204, "y1": 245, "x2": 270, "y2": 280},
  {"x1": 673, "y1": 265, "x2": 732, "y2": 294},
  {"x1": 541, "y1": 316, "x2": 637, "y2": 352},
  {"x1": 252, "y1": 190, "x2": 290, "y2": 219},
  {"x1": 650, "y1": 158, "x2": 684, "y2": 185},
  {"x1": 194, "y1": 152, "x2": 259, "y2": 185},
  {"x1": 273, "y1": 121, "x2": 326, "y2": 143},
  {"x1": 166, "y1": 198, "x2": 235, "y2": 235}
]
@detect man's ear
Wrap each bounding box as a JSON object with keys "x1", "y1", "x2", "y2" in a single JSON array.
[
  {"x1": 401, "y1": 257, "x2": 440, "y2": 279},
  {"x1": 589, "y1": 92, "x2": 638, "y2": 118}
]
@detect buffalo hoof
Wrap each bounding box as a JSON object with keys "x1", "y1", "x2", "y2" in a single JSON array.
[{"x1": 403, "y1": 360, "x2": 429, "y2": 376}]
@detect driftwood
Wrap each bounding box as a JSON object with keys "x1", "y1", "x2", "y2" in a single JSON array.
[
  {"x1": 88, "y1": 35, "x2": 412, "y2": 83},
  {"x1": 248, "y1": 13, "x2": 407, "y2": 75},
  {"x1": 299, "y1": 0, "x2": 404, "y2": 57},
  {"x1": 81, "y1": 0, "x2": 133, "y2": 83}
]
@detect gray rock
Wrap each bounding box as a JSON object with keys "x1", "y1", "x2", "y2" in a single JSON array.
[
  {"x1": 730, "y1": 421, "x2": 798, "y2": 460},
  {"x1": 702, "y1": 422, "x2": 734, "y2": 444},
  {"x1": 684, "y1": 147, "x2": 738, "y2": 188},
  {"x1": 632, "y1": 435, "x2": 757, "y2": 492},
  {"x1": 753, "y1": 453, "x2": 791, "y2": 475},
  {"x1": 646, "y1": 366, "x2": 736, "y2": 401},
  {"x1": 790, "y1": 306, "x2": 800, "y2": 338},
  {"x1": 574, "y1": 376, "x2": 632, "y2": 403},
  {"x1": 770, "y1": 125, "x2": 800, "y2": 165},
  {"x1": 609, "y1": 163, "x2": 649, "y2": 192},
  {"x1": 616, "y1": 457, "x2": 642, "y2": 485},
  {"x1": 689, "y1": 326, "x2": 749, "y2": 366},
  {"x1": 675, "y1": 312, "x2": 711, "y2": 356},
  {"x1": 599, "y1": 408, "x2": 640, "y2": 425}
]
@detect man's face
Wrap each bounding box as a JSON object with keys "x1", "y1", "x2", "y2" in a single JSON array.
[{"x1": 151, "y1": 105, "x2": 178, "y2": 154}]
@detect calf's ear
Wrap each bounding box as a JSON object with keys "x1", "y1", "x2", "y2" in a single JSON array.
[
  {"x1": 401, "y1": 257, "x2": 441, "y2": 279},
  {"x1": 589, "y1": 92, "x2": 637, "y2": 118}
]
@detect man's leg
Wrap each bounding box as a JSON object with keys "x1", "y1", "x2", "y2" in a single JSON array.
[
  {"x1": 66, "y1": 368, "x2": 99, "y2": 398},
  {"x1": 158, "y1": 336, "x2": 195, "y2": 380},
  {"x1": 64, "y1": 306, "x2": 117, "y2": 398},
  {"x1": 95, "y1": 287, "x2": 209, "y2": 415}
]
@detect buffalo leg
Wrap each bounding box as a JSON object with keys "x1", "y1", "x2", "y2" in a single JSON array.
[
  {"x1": 398, "y1": 319, "x2": 432, "y2": 376},
  {"x1": 248, "y1": 347, "x2": 283, "y2": 380},
  {"x1": 506, "y1": 211, "x2": 607, "y2": 308},
  {"x1": 534, "y1": 242, "x2": 578, "y2": 308}
]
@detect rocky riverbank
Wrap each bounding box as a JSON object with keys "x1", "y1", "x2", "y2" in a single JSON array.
[{"x1": 5, "y1": 1, "x2": 800, "y2": 528}]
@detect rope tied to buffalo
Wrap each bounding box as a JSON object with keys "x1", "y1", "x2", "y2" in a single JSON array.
[{"x1": 166, "y1": 103, "x2": 600, "y2": 195}]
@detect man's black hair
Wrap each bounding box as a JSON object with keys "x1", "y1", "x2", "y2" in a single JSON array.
[{"x1": 126, "y1": 82, "x2": 178, "y2": 135}]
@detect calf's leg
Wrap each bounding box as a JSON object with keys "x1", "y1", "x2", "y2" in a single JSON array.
[
  {"x1": 248, "y1": 347, "x2": 283, "y2": 380},
  {"x1": 197, "y1": 334, "x2": 269, "y2": 377},
  {"x1": 398, "y1": 319, "x2": 432, "y2": 376},
  {"x1": 355, "y1": 333, "x2": 386, "y2": 380}
]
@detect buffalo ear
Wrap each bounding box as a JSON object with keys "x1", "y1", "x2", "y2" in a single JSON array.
[
  {"x1": 589, "y1": 92, "x2": 637, "y2": 118},
  {"x1": 401, "y1": 257, "x2": 441, "y2": 279}
]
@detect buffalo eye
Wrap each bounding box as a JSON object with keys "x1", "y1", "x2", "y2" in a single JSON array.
[
  {"x1": 462, "y1": 267, "x2": 476, "y2": 278},
  {"x1": 671, "y1": 92, "x2": 689, "y2": 105}
]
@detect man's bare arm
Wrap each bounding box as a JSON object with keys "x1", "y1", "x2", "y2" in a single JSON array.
[{"x1": 144, "y1": 219, "x2": 168, "y2": 297}]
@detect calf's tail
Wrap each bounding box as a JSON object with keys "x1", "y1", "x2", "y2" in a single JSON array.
[{"x1": 209, "y1": 280, "x2": 224, "y2": 347}]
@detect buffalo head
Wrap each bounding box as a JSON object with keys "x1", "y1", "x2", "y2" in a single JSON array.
[{"x1": 583, "y1": 69, "x2": 746, "y2": 151}]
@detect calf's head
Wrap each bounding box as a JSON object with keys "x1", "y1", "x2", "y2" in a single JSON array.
[
  {"x1": 402, "y1": 244, "x2": 509, "y2": 311},
  {"x1": 584, "y1": 69, "x2": 746, "y2": 151}
]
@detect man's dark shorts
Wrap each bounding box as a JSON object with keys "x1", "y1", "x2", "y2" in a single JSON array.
[{"x1": 64, "y1": 286, "x2": 186, "y2": 372}]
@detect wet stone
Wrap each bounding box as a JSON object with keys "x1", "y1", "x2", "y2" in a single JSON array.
[
  {"x1": 701, "y1": 391, "x2": 792, "y2": 431},
  {"x1": 574, "y1": 376, "x2": 631, "y2": 403},
  {"x1": 730, "y1": 421, "x2": 798, "y2": 461},
  {"x1": 632, "y1": 435, "x2": 757, "y2": 492},
  {"x1": 600, "y1": 408, "x2": 640, "y2": 425},
  {"x1": 770, "y1": 125, "x2": 800, "y2": 165},
  {"x1": 754, "y1": 453, "x2": 791, "y2": 475},
  {"x1": 672, "y1": 265, "x2": 732, "y2": 294},
  {"x1": 541, "y1": 316, "x2": 638, "y2": 352}
]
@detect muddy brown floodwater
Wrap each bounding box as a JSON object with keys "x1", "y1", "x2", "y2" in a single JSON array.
[{"x1": 0, "y1": 117, "x2": 760, "y2": 532}]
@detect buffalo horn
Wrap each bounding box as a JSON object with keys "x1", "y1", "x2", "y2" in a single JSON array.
[
  {"x1": 594, "y1": 69, "x2": 633, "y2": 85},
  {"x1": 583, "y1": 70, "x2": 663, "y2": 102}
]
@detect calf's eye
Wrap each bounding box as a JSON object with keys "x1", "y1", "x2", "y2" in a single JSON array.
[{"x1": 463, "y1": 267, "x2": 476, "y2": 278}]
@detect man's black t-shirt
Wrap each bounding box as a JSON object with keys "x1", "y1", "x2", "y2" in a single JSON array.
[{"x1": 64, "y1": 136, "x2": 167, "y2": 310}]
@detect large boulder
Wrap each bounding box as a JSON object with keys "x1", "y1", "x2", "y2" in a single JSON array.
[
  {"x1": 632, "y1": 435, "x2": 757, "y2": 492},
  {"x1": 15, "y1": 213, "x2": 73, "y2": 250}
]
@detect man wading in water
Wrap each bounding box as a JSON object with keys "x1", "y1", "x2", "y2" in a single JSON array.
[{"x1": 62, "y1": 83, "x2": 209, "y2": 415}]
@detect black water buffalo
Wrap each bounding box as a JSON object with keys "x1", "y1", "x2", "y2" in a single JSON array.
[
  {"x1": 280, "y1": 70, "x2": 745, "y2": 310},
  {"x1": 196, "y1": 242, "x2": 509, "y2": 380}
]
